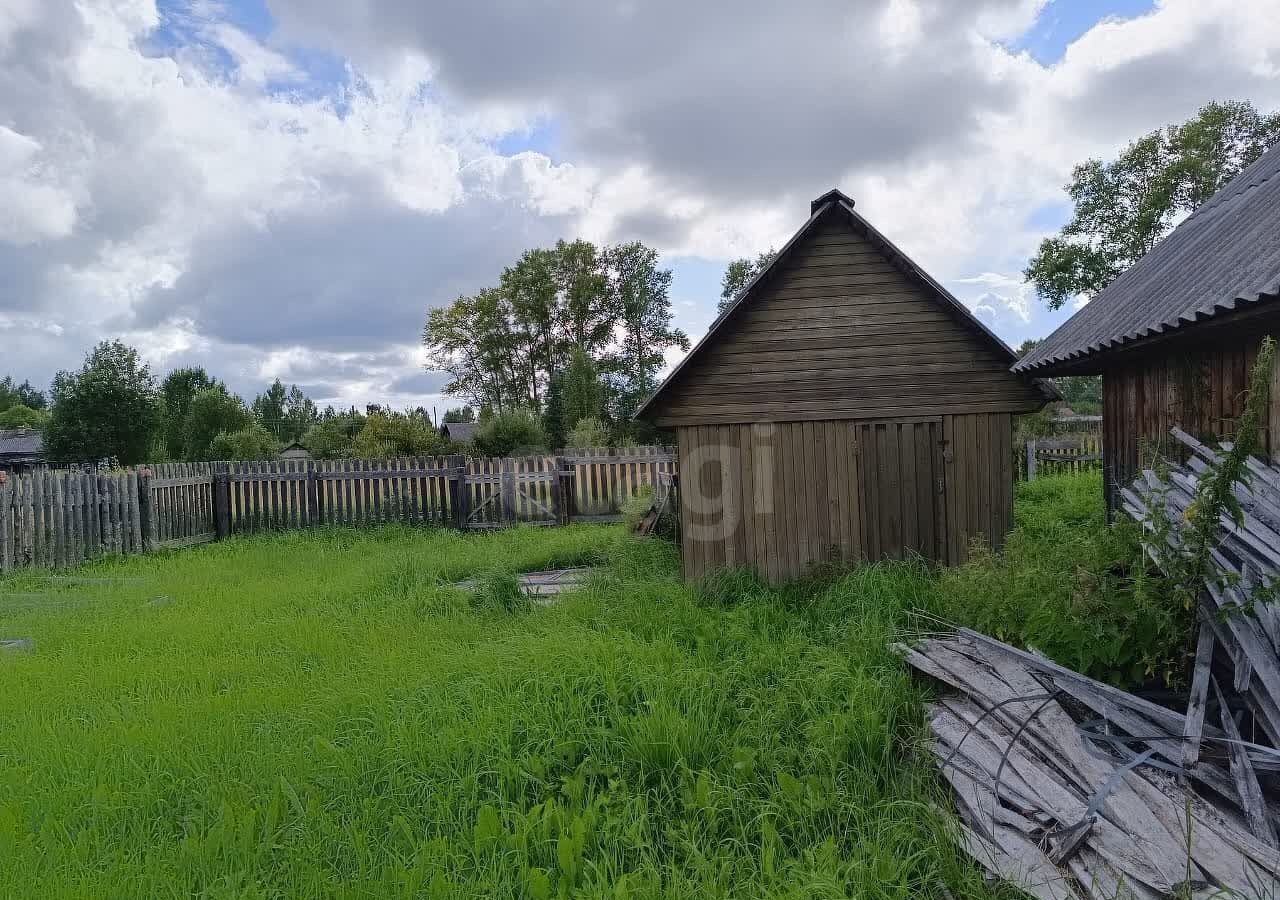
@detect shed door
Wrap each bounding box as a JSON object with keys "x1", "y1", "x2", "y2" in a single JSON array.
[{"x1": 853, "y1": 418, "x2": 945, "y2": 563}]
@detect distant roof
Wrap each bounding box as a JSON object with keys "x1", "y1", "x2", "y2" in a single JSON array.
[
  {"x1": 637, "y1": 188, "x2": 1057, "y2": 418},
  {"x1": 0, "y1": 429, "x2": 44, "y2": 457},
  {"x1": 1016, "y1": 143, "x2": 1280, "y2": 375},
  {"x1": 441, "y1": 421, "x2": 480, "y2": 442}
]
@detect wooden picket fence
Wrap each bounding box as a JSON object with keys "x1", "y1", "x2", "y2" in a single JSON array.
[
  {"x1": 0, "y1": 447, "x2": 675, "y2": 573},
  {"x1": 1022, "y1": 435, "x2": 1103, "y2": 480}
]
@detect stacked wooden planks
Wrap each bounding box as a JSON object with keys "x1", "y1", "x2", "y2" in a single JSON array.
[
  {"x1": 901, "y1": 425, "x2": 1280, "y2": 898},
  {"x1": 898, "y1": 630, "x2": 1280, "y2": 899},
  {"x1": 1121, "y1": 427, "x2": 1280, "y2": 758}
]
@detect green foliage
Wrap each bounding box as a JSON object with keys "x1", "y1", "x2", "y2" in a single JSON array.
[
  {"x1": 561, "y1": 347, "x2": 603, "y2": 429},
  {"x1": 718, "y1": 250, "x2": 776, "y2": 312},
  {"x1": 470, "y1": 569, "x2": 531, "y2": 614},
  {"x1": 443, "y1": 406, "x2": 475, "y2": 424},
  {"x1": 1143, "y1": 337, "x2": 1275, "y2": 620},
  {"x1": 0, "y1": 404, "x2": 49, "y2": 430},
  {"x1": 0, "y1": 524, "x2": 996, "y2": 899},
  {"x1": 940, "y1": 471, "x2": 1178, "y2": 686},
  {"x1": 183, "y1": 386, "x2": 251, "y2": 461},
  {"x1": 0, "y1": 376, "x2": 45, "y2": 412},
  {"x1": 621, "y1": 484, "x2": 656, "y2": 531},
  {"x1": 208, "y1": 423, "x2": 280, "y2": 461},
  {"x1": 249, "y1": 380, "x2": 319, "y2": 443},
  {"x1": 301, "y1": 420, "x2": 352, "y2": 459},
  {"x1": 44, "y1": 340, "x2": 162, "y2": 465},
  {"x1": 566, "y1": 416, "x2": 608, "y2": 449},
  {"x1": 606, "y1": 241, "x2": 688, "y2": 419},
  {"x1": 160, "y1": 367, "x2": 216, "y2": 460},
  {"x1": 424, "y1": 239, "x2": 685, "y2": 421},
  {"x1": 541, "y1": 374, "x2": 567, "y2": 451},
  {"x1": 350, "y1": 411, "x2": 447, "y2": 458},
  {"x1": 1027, "y1": 100, "x2": 1280, "y2": 309},
  {"x1": 1016, "y1": 340, "x2": 1101, "y2": 413},
  {"x1": 472, "y1": 408, "x2": 547, "y2": 457}
]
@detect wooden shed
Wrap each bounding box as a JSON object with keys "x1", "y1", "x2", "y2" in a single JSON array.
[
  {"x1": 637, "y1": 189, "x2": 1055, "y2": 582},
  {"x1": 1015, "y1": 144, "x2": 1280, "y2": 511}
]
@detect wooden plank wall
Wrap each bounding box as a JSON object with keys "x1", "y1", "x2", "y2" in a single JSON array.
[
  {"x1": 943, "y1": 413, "x2": 1013, "y2": 565},
  {"x1": 652, "y1": 216, "x2": 1046, "y2": 427},
  {"x1": 678, "y1": 417, "x2": 1002, "y2": 583},
  {"x1": 1101, "y1": 335, "x2": 1274, "y2": 510}
]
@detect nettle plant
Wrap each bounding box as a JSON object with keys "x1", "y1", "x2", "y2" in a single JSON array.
[{"x1": 1139, "y1": 336, "x2": 1277, "y2": 628}]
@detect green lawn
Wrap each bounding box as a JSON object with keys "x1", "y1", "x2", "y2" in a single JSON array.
[{"x1": 0, "y1": 475, "x2": 1147, "y2": 899}]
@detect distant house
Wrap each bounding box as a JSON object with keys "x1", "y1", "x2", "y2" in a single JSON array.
[
  {"x1": 0, "y1": 429, "x2": 45, "y2": 472},
  {"x1": 440, "y1": 421, "x2": 479, "y2": 444},
  {"x1": 1015, "y1": 143, "x2": 1280, "y2": 510},
  {"x1": 280, "y1": 442, "x2": 312, "y2": 461},
  {"x1": 638, "y1": 189, "x2": 1055, "y2": 582}
]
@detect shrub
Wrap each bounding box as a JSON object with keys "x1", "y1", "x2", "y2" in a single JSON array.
[
  {"x1": 350, "y1": 412, "x2": 447, "y2": 458},
  {"x1": 566, "y1": 416, "x2": 608, "y2": 448},
  {"x1": 0, "y1": 404, "x2": 49, "y2": 430},
  {"x1": 472, "y1": 408, "x2": 546, "y2": 457},
  {"x1": 208, "y1": 423, "x2": 280, "y2": 461},
  {"x1": 939, "y1": 471, "x2": 1177, "y2": 687}
]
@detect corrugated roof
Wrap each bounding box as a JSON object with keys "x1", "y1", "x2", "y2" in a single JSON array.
[
  {"x1": 1015, "y1": 143, "x2": 1280, "y2": 375},
  {"x1": 0, "y1": 429, "x2": 44, "y2": 456},
  {"x1": 636, "y1": 190, "x2": 1057, "y2": 419}
]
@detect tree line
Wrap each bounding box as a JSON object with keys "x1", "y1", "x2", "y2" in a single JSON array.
[
  {"x1": 422, "y1": 238, "x2": 689, "y2": 449},
  {"x1": 2, "y1": 341, "x2": 467, "y2": 466}
]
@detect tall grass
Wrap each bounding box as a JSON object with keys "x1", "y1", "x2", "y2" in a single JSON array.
[
  {"x1": 939, "y1": 471, "x2": 1181, "y2": 686},
  {"x1": 0, "y1": 524, "x2": 1001, "y2": 898}
]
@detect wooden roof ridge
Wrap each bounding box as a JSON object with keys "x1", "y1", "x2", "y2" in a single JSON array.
[{"x1": 636, "y1": 190, "x2": 1056, "y2": 419}]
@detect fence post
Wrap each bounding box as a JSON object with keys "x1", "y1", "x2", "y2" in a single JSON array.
[
  {"x1": 559, "y1": 457, "x2": 576, "y2": 525},
  {"x1": 550, "y1": 455, "x2": 567, "y2": 526},
  {"x1": 138, "y1": 469, "x2": 153, "y2": 552},
  {"x1": 306, "y1": 461, "x2": 319, "y2": 526},
  {"x1": 449, "y1": 455, "x2": 469, "y2": 531},
  {"x1": 214, "y1": 471, "x2": 231, "y2": 539},
  {"x1": 0, "y1": 473, "x2": 11, "y2": 574},
  {"x1": 1025, "y1": 439, "x2": 1037, "y2": 481},
  {"x1": 501, "y1": 457, "x2": 517, "y2": 526}
]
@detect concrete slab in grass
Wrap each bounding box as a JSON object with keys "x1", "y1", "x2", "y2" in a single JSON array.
[{"x1": 454, "y1": 567, "x2": 597, "y2": 606}]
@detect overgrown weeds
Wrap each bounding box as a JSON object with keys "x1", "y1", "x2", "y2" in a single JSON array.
[{"x1": 939, "y1": 471, "x2": 1180, "y2": 687}]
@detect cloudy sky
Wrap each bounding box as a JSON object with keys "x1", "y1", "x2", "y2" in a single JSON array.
[{"x1": 3, "y1": 0, "x2": 1280, "y2": 411}]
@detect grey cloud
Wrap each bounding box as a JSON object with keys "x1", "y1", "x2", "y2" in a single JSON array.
[
  {"x1": 268, "y1": 0, "x2": 1023, "y2": 198},
  {"x1": 386, "y1": 371, "x2": 450, "y2": 395},
  {"x1": 134, "y1": 192, "x2": 575, "y2": 352}
]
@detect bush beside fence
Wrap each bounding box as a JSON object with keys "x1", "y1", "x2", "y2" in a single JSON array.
[{"x1": 0, "y1": 447, "x2": 675, "y2": 574}]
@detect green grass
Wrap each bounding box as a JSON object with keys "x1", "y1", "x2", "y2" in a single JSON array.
[
  {"x1": 0, "y1": 524, "x2": 999, "y2": 899},
  {"x1": 0, "y1": 473, "x2": 1165, "y2": 898},
  {"x1": 939, "y1": 470, "x2": 1183, "y2": 687}
]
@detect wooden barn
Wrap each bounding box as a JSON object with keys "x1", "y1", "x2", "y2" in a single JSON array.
[
  {"x1": 1015, "y1": 143, "x2": 1280, "y2": 511},
  {"x1": 637, "y1": 189, "x2": 1055, "y2": 582}
]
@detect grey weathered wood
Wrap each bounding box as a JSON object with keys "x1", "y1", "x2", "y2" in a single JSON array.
[
  {"x1": 1182, "y1": 623, "x2": 1216, "y2": 769},
  {"x1": 1212, "y1": 678, "x2": 1278, "y2": 849}
]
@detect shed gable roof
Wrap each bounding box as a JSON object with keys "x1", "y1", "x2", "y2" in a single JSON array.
[
  {"x1": 1015, "y1": 143, "x2": 1280, "y2": 375},
  {"x1": 637, "y1": 190, "x2": 1055, "y2": 420}
]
